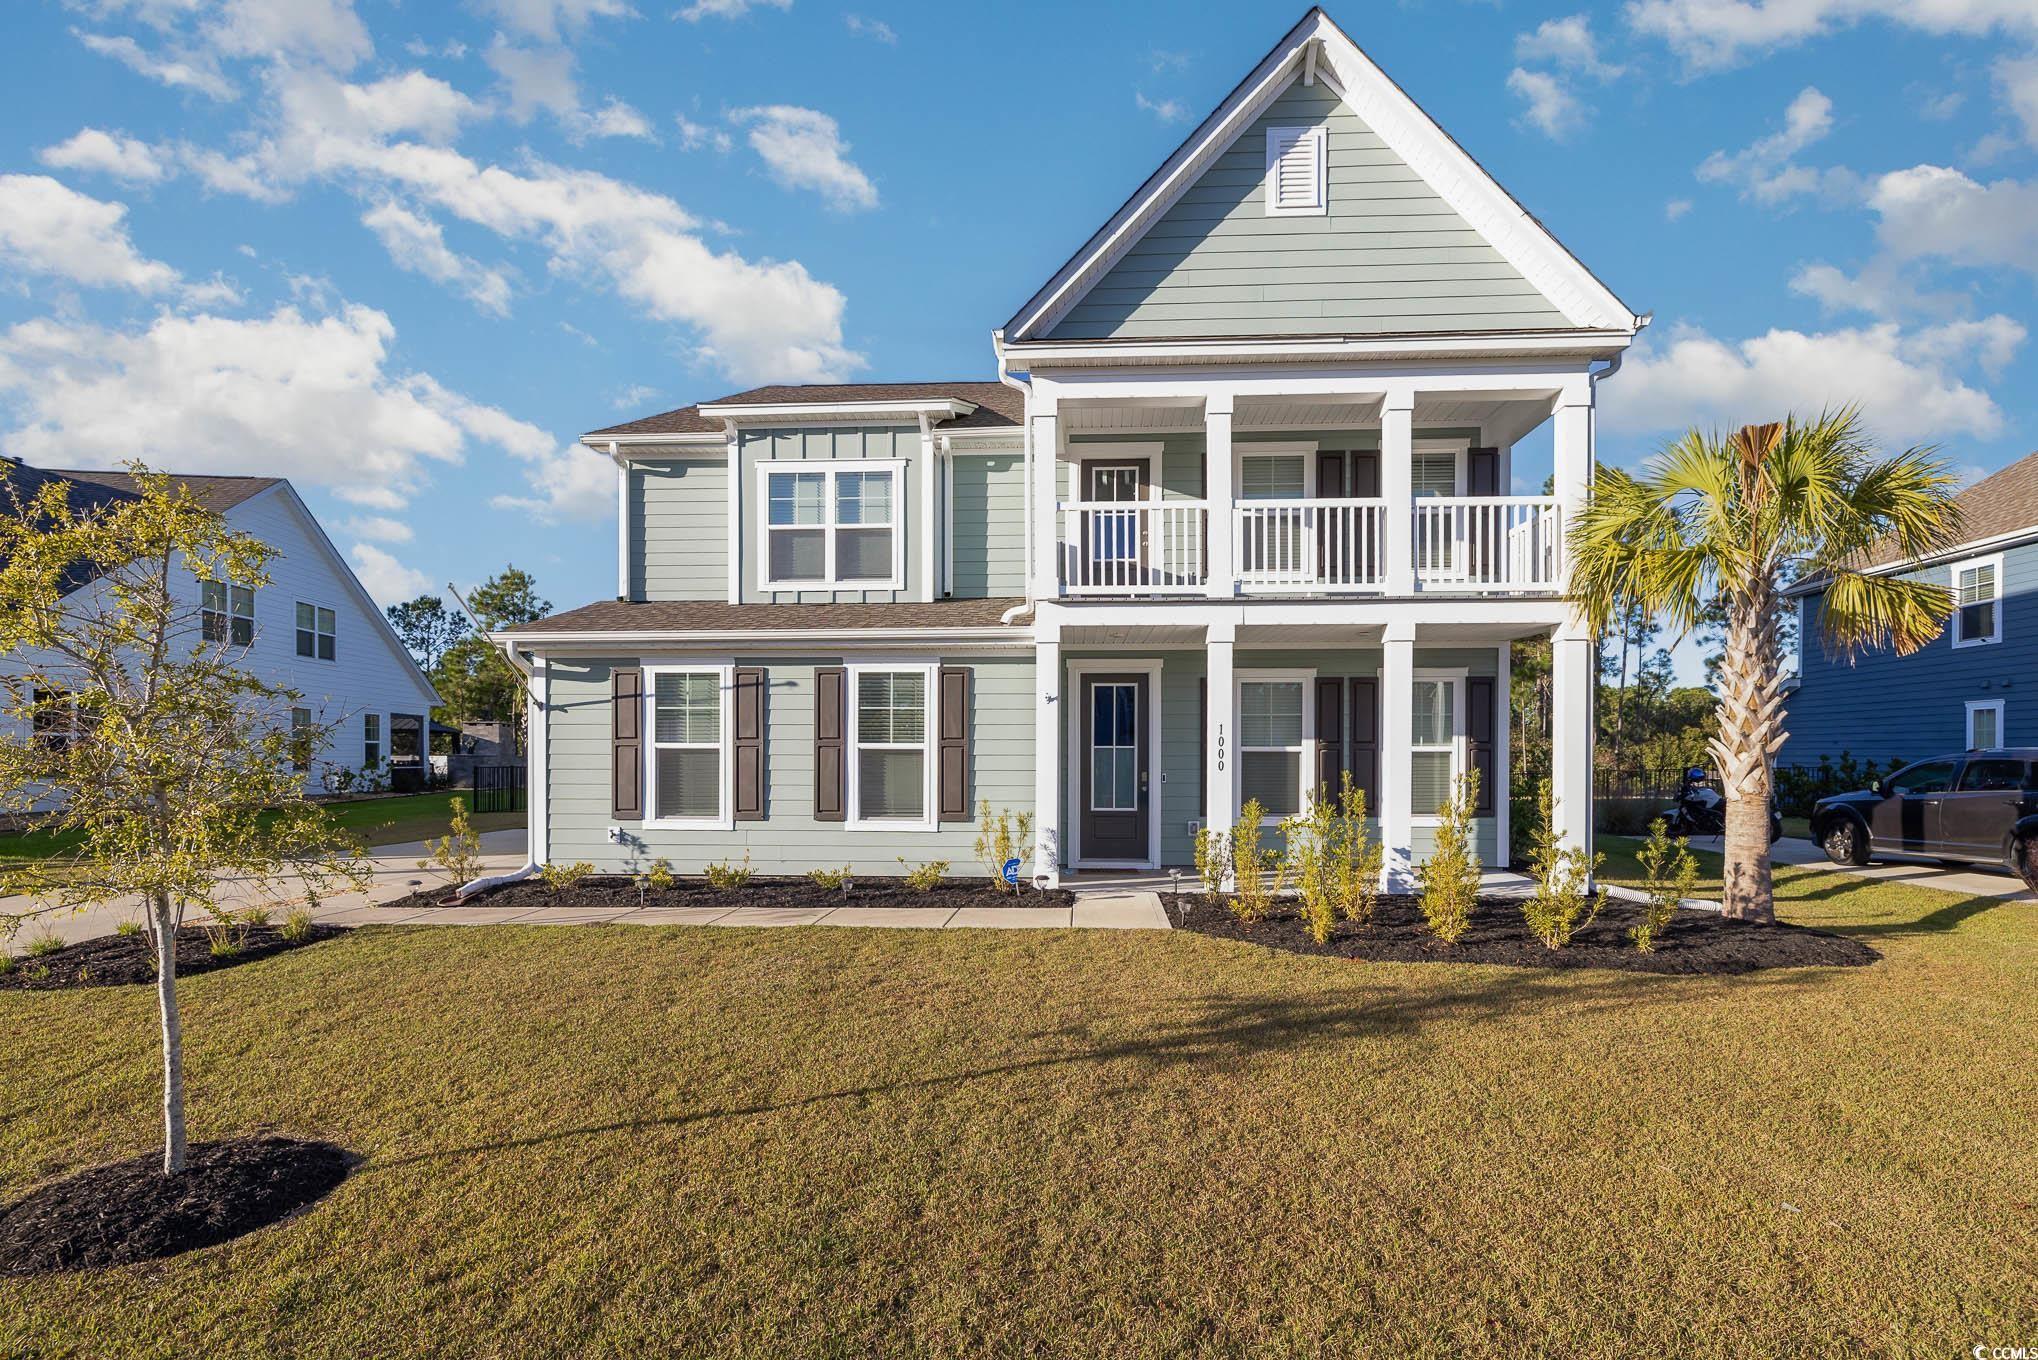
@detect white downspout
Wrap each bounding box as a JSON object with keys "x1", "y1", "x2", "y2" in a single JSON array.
[
  {"x1": 996, "y1": 331, "x2": 1036, "y2": 626},
  {"x1": 447, "y1": 582, "x2": 542, "y2": 898}
]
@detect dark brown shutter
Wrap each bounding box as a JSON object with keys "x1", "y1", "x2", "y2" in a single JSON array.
[
  {"x1": 1467, "y1": 447, "x2": 1501, "y2": 496},
  {"x1": 1316, "y1": 451, "x2": 1345, "y2": 498},
  {"x1": 1197, "y1": 677, "x2": 1208, "y2": 818},
  {"x1": 1314, "y1": 677, "x2": 1345, "y2": 801},
  {"x1": 733, "y1": 667, "x2": 766, "y2": 822},
  {"x1": 814, "y1": 666, "x2": 846, "y2": 822},
  {"x1": 1467, "y1": 674, "x2": 1497, "y2": 814},
  {"x1": 938, "y1": 666, "x2": 971, "y2": 822},
  {"x1": 611, "y1": 666, "x2": 643, "y2": 821},
  {"x1": 1349, "y1": 450, "x2": 1381, "y2": 497},
  {"x1": 1349, "y1": 676, "x2": 1379, "y2": 811}
]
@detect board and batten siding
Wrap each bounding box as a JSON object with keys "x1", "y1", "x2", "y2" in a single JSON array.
[
  {"x1": 629, "y1": 457, "x2": 728, "y2": 601},
  {"x1": 738, "y1": 426, "x2": 931, "y2": 605},
  {"x1": 1046, "y1": 78, "x2": 1570, "y2": 341},
  {"x1": 1784, "y1": 542, "x2": 2038, "y2": 767},
  {"x1": 948, "y1": 451, "x2": 1025, "y2": 598},
  {"x1": 543, "y1": 653, "x2": 1034, "y2": 874}
]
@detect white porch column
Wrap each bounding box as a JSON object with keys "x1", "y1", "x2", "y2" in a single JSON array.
[
  {"x1": 1380, "y1": 620, "x2": 1415, "y2": 891},
  {"x1": 1495, "y1": 640, "x2": 1513, "y2": 864},
  {"x1": 1381, "y1": 388, "x2": 1415, "y2": 595},
  {"x1": 1204, "y1": 395, "x2": 1235, "y2": 598},
  {"x1": 1030, "y1": 396, "x2": 1062, "y2": 602},
  {"x1": 1032, "y1": 621, "x2": 1063, "y2": 886},
  {"x1": 1552, "y1": 380, "x2": 1594, "y2": 593},
  {"x1": 1205, "y1": 620, "x2": 1236, "y2": 881},
  {"x1": 1551, "y1": 623, "x2": 1595, "y2": 882}
]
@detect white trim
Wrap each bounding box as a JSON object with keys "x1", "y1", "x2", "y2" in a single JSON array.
[
  {"x1": 756, "y1": 458, "x2": 908, "y2": 592},
  {"x1": 1412, "y1": 436, "x2": 1469, "y2": 497},
  {"x1": 698, "y1": 398, "x2": 978, "y2": 425},
  {"x1": 1409, "y1": 666, "x2": 1468, "y2": 826},
  {"x1": 1232, "y1": 667, "x2": 1316, "y2": 820},
  {"x1": 1264, "y1": 124, "x2": 1327, "y2": 217},
  {"x1": 613, "y1": 443, "x2": 629, "y2": 600},
  {"x1": 506, "y1": 629, "x2": 1031, "y2": 652},
  {"x1": 724, "y1": 423, "x2": 741, "y2": 605},
  {"x1": 1233, "y1": 442, "x2": 1318, "y2": 499},
  {"x1": 1494, "y1": 644, "x2": 1511, "y2": 857},
  {"x1": 1073, "y1": 448, "x2": 1159, "y2": 504},
  {"x1": 919, "y1": 413, "x2": 938, "y2": 601},
  {"x1": 1951, "y1": 552, "x2": 2004, "y2": 649},
  {"x1": 1063, "y1": 658, "x2": 1165, "y2": 870},
  {"x1": 1966, "y1": 698, "x2": 2006, "y2": 751},
  {"x1": 845, "y1": 659, "x2": 939, "y2": 833},
  {"x1": 579, "y1": 433, "x2": 726, "y2": 451},
  {"x1": 529, "y1": 656, "x2": 549, "y2": 866},
  {"x1": 642, "y1": 661, "x2": 736, "y2": 832}
]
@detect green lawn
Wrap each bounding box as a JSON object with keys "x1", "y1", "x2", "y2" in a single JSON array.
[
  {"x1": 5, "y1": 866, "x2": 2035, "y2": 1357},
  {"x1": 0, "y1": 793, "x2": 523, "y2": 871}
]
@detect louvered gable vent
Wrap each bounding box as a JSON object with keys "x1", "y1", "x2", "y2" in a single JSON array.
[{"x1": 1264, "y1": 125, "x2": 1326, "y2": 216}]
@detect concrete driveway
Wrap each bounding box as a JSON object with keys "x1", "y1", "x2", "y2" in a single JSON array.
[{"x1": 1692, "y1": 835, "x2": 2034, "y2": 902}]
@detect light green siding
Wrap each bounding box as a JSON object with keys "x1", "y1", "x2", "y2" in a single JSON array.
[
  {"x1": 1048, "y1": 78, "x2": 1570, "y2": 340},
  {"x1": 631, "y1": 458, "x2": 726, "y2": 601},
  {"x1": 949, "y1": 452, "x2": 1025, "y2": 598},
  {"x1": 544, "y1": 653, "x2": 1034, "y2": 875},
  {"x1": 739, "y1": 426, "x2": 931, "y2": 604}
]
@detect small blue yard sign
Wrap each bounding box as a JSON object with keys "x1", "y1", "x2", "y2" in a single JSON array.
[{"x1": 1002, "y1": 858, "x2": 1021, "y2": 887}]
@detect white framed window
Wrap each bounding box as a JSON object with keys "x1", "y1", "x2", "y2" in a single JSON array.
[
  {"x1": 201, "y1": 580, "x2": 255, "y2": 647},
  {"x1": 1966, "y1": 699, "x2": 2005, "y2": 751},
  {"x1": 1264, "y1": 124, "x2": 1327, "y2": 216},
  {"x1": 847, "y1": 661, "x2": 936, "y2": 831},
  {"x1": 645, "y1": 664, "x2": 733, "y2": 829},
  {"x1": 1410, "y1": 439, "x2": 1466, "y2": 498},
  {"x1": 1952, "y1": 554, "x2": 2002, "y2": 648},
  {"x1": 1411, "y1": 670, "x2": 1467, "y2": 822},
  {"x1": 1235, "y1": 670, "x2": 1314, "y2": 818},
  {"x1": 758, "y1": 460, "x2": 904, "y2": 590},
  {"x1": 295, "y1": 601, "x2": 336, "y2": 661},
  {"x1": 363, "y1": 713, "x2": 382, "y2": 768}
]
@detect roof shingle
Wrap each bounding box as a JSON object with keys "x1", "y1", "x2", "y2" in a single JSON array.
[
  {"x1": 1865, "y1": 448, "x2": 2038, "y2": 568},
  {"x1": 584, "y1": 381, "x2": 1023, "y2": 440},
  {"x1": 502, "y1": 597, "x2": 1027, "y2": 636}
]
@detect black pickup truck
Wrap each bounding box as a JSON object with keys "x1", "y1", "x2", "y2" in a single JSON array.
[{"x1": 1809, "y1": 749, "x2": 2038, "y2": 890}]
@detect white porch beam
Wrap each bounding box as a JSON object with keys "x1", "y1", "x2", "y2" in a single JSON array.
[
  {"x1": 611, "y1": 441, "x2": 629, "y2": 600},
  {"x1": 1031, "y1": 367, "x2": 1587, "y2": 403},
  {"x1": 1205, "y1": 619, "x2": 1237, "y2": 885},
  {"x1": 1029, "y1": 397, "x2": 1062, "y2": 602},
  {"x1": 1380, "y1": 620, "x2": 1415, "y2": 891},
  {"x1": 1033, "y1": 626, "x2": 1063, "y2": 886},
  {"x1": 1552, "y1": 380, "x2": 1593, "y2": 596},
  {"x1": 1204, "y1": 395, "x2": 1236, "y2": 599},
  {"x1": 1381, "y1": 388, "x2": 1415, "y2": 596}
]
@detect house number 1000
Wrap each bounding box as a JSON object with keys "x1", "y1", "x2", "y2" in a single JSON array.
[{"x1": 1215, "y1": 724, "x2": 1225, "y2": 772}]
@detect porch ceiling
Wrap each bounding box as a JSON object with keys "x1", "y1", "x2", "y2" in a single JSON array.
[{"x1": 1059, "y1": 619, "x2": 1556, "y2": 649}]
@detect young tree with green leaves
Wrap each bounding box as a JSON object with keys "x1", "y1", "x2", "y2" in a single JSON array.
[
  {"x1": 385, "y1": 593, "x2": 468, "y2": 672},
  {"x1": 435, "y1": 566, "x2": 549, "y2": 752},
  {"x1": 1569, "y1": 413, "x2": 1961, "y2": 922},
  {"x1": 0, "y1": 465, "x2": 367, "y2": 1174}
]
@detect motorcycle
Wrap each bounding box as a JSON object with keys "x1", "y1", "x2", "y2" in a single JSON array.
[{"x1": 1659, "y1": 767, "x2": 1783, "y2": 843}]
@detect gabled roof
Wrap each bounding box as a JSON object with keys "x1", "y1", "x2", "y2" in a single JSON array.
[
  {"x1": 586, "y1": 381, "x2": 1023, "y2": 441},
  {"x1": 1784, "y1": 449, "x2": 2038, "y2": 596},
  {"x1": 1002, "y1": 7, "x2": 1640, "y2": 346},
  {"x1": 500, "y1": 596, "x2": 1027, "y2": 638},
  {"x1": 45, "y1": 468, "x2": 283, "y2": 513}
]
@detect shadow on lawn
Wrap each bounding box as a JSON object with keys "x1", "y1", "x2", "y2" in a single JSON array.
[{"x1": 364, "y1": 967, "x2": 1841, "y2": 1173}]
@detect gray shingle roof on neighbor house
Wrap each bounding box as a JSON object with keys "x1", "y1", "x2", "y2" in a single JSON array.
[
  {"x1": 585, "y1": 381, "x2": 1024, "y2": 440},
  {"x1": 40, "y1": 467, "x2": 283, "y2": 514},
  {"x1": 502, "y1": 597, "x2": 1028, "y2": 636},
  {"x1": 1862, "y1": 447, "x2": 2038, "y2": 568}
]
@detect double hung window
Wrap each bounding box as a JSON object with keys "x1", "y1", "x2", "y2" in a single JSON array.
[{"x1": 762, "y1": 463, "x2": 901, "y2": 588}]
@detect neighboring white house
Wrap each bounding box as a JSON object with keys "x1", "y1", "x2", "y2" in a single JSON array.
[
  {"x1": 496, "y1": 8, "x2": 1643, "y2": 887},
  {"x1": 4, "y1": 461, "x2": 442, "y2": 792}
]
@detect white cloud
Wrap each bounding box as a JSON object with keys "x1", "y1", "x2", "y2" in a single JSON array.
[
  {"x1": 1602, "y1": 319, "x2": 2021, "y2": 443},
  {"x1": 1507, "y1": 68, "x2": 1584, "y2": 139},
  {"x1": 574, "y1": 98, "x2": 655, "y2": 140},
  {"x1": 75, "y1": 30, "x2": 234, "y2": 99},
  {"x1": 613, "y1": 383, "x2": 658, "y2": 409},
  {"x1": 1665, "y1": 197, "x2": 1693, "y2": 220},
  {"x1": 343, "y1": 515, "x2": 414, "y2": 543},
  {"x1": 1916, "y1": 87, "x2": 1965, "y2": 121},
  {"x1": 330, "y1": 70, "x2": 481, "y2": 143},
  {"x1": 1135, "y1": 91, "x2": 1189, "y2": 123},
  {"x1": 1868, "y1": 164, "x2": 2038, "y2": 277},
  {"x1": 348, "y1": 543, "x2": 432, "y2": 604},
  {"x1": 730, "y1": 105, "x2": 878, "y2": 212},
  {"x1": 404, "y1": 37, "x2": 470, "y2": 60},
  {"x1": 39, "y1": 129, "x2": 171, "y2": 184},
  {"x1": 1787, "y1": 260, "x2": 1968, "y2": 319},
  {"x1": 478, "y1": 0, "x2": 637, "y2": 42},
  {"x1": 845, "y1": 14, "x2": 897, "y2": 43},
  {"x1": 182, "y1": 145, "x2": 292, "y2": 203},
  {"x1": 0, "y1": 175, "x2": 182, "y2": 295},
  {"x1": 487, "y1": 444, "x2": 615, "y2": 520},
  {"x1": 676, "y1": 114, "x2": 733, "y2": 152},
  {"x1": 483, "y1": 41, "x2": 653, "y2": 140},
  {"x1": 204, "y1": 0, "x2": 374, "y2": 69},
  {"x1": 1696, "y1": 86, "x2": 1852, "y2": 203},
  {"x1": 1995, "y1": 53, "x2": 2038, "y2": 147},
  {"x1": 675, "y1": 0, "x2": 791, "y2": 19},
  {"x1": 1626, "y1": 0, "x2": 2038, "y2": 73},
  {"x1": 361, "y1": 201, "x2": 513, "y2": 315},
  {"x1": 1516, "y1": 14, "x2": 1624, "y2": 78}
]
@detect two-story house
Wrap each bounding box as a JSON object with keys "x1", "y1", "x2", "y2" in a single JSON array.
[
  {"x1": 1785, "y1": 447, "x2": 2038, "y2": 767},
  {"x1": 5, "y1": 461, "x2": 441, "y2": 792},
  {"x1": 498, "y1": 8, "x2": 1645, "y2": 887}
]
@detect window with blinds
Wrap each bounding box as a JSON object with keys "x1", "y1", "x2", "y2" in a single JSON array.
[
  {"x1": 653, "y1": 671, "x2": 723, "y2": 821},
  {"x1": 854, "y1": 669, "x2": 929, "y2": 823},
  {"x1": 1954, "y1": 557, "x2": 2000, "y2": 646},
  {"x1": 1411, "y1": 449, "x2": 1459, "y2": 498},
  {"x1": 1411, "y1": 677, "x2": 1460, "y2": 818},
  {"x1": 1264, "y1": 125, "x2": 1327, "y2": 216},
  {"x1": 1239, "y1": 679, "x2": 1305, "y2": 816}
]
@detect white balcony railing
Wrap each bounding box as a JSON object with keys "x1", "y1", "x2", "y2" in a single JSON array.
[
  {"x1": 1234, "y1": 498, "x2": 1388, "y2": 593},
  {"x1": 1412, "y1": 496, "x2": 1562, "y2": 592},
  {"x1": 1058, "y1": 500, "x2": 1208, "y2": 596}
]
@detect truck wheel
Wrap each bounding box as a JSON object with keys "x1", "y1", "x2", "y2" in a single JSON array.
[
  {"x1": 1823, "y1": 818, "x2": 1870, "y2": 867},
  {"x1": 2014, "y1": 836, "x2": 2038, "y2": 896}
]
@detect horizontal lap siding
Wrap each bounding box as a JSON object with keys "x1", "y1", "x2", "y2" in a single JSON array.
[
  {"x1": 1047, "y1": 80, "x2": 1568, "y2": 341},
  {"x1": 949, "y1": 453, "x2": 1025, "y2": 598},
  {"x1": 632, "y1": 458, "x2": 727, "y2": 601},
  {"x1": 545, "y1": 654, "x2": 1033, "y2": 874},
  {"x1": 1785, "y1": 545, "x2": 2038, "y2": 767}
]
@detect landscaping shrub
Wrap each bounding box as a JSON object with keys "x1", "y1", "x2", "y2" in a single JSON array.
[
  {"x1": 242, "y1": 905, "x2": 273, "y2": 929},
  {"x1": 1416, "y1": 771, "x2": 1481, "y2": 945},
  {"x1": 897, "y1": 858, "x2": 948, "y2": 892},
  {"x1": 0, "y1": 951, "x2": 14, "y2": 976},
  {"x1": 1279, "y1": 798, "x2": 1337, "y2": 945},
  {"x1": 973, "y1": 801, "x2": 1031, "y2": 892},
  {"x1": 807, "y1": 865, "x2": 853, "y2": 893},
  {"x1": 1192, "y1": 824, "x2": 1229, "y2": 901},
  {"x1": 1596, "y1": 796, "x2": 1659, "y2": 837},
  {"x1": 539, "y1": 861, "x2": 596, "y2": 894},
  {"x1": 420, "y1": 796, "x2": 485, "y2": 887},
  {"x1": 115, "y1": 920, "x2": 144, "y2": 939},
  {"x1": 1773, "y1": 752, "x2": 1906, "y2": 819},
  {"x1": 703, "y1": 851, "x2": 753, "y2": 890},
  {"x1": 1521, "y1": 779, "x2": 1604, "y2": 949},
  {"x1": 646, "y1": 858, "x2": 675, "y2": 892},
  {"x1": 281, "y1": 906, "x2": 317, "y2": 944},
  {"x1": 1331, "y1": 774, "x2": 1383, "y2": 928},
  {"x1": 1633, "y1": 817, "x2": 1699, "y2": 953},
  {"x1": 1228, "y1": 799, "x2": 1283, "y2": 923},
  {"x1": 26, "y1": 930, "x2": 67, "y2": 958}
]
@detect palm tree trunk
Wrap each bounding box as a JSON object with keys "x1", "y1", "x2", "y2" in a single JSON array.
[
  {"x1": 1710, "y1": 582, "x2": 1785, "y2": 923},
  {"x1": 152, "y1": 888, "x2": 187, "y2": 1175}
]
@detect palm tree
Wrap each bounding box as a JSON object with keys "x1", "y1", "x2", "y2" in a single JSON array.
[{"x1": 1569, "y1": 412, "x2": 1963, "y2": 922}]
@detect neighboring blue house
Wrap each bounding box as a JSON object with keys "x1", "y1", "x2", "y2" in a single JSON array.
[{"x1": 1784, "y1": 449, "x2": 2038, "y2": 771}]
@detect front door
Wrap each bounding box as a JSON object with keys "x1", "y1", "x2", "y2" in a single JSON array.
[{"x1": 1080, "y1": 675, "x2": 1149, "y2": 863}]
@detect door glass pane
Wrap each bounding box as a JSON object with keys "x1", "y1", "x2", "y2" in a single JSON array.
[
  {"x1": 1089, "y1": 466, "x2": 1139, "y2": 502},
  {"x1": 858, "y1": 749, "x2": 925, "y2": 818},
  {"x1": 1090, "y1": 685, "x2": 1138, "y2": 811},
  {"x1": 656, "y1": 748, "x2": 720, "y2": 819}
]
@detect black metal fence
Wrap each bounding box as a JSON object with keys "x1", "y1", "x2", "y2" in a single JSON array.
[{"x1": 471, "y1": 764, "x2": 527, "y2": 815}]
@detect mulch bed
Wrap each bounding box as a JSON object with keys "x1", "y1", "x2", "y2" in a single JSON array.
[
  {"x1": 1164, "y1": 892, "x2": 1880, "y2": 975},
  {"x1": 0, "y1": 924, "x2": 343, "y2": 992},
  {"x1": 383, "y1": 874, "x2": 1075, "y2": 913},
  {"x1": 0, "y1": 1136, "x2": 353, "y2": 1277}
]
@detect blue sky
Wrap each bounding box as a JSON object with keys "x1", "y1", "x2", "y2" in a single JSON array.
[{"x1": 2, "y1": 0, "x2": 2036, "y2": 677}]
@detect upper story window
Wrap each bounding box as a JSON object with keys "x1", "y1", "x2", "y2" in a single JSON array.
[
  {"x1": 295, "y1": 602, "x2": 336, "y2": 661},
  {"x1": 201, "y1": 580, "x2": 255, "y2": 647},
  {"x1": 1952, "y1": 555, "x2": 2001, "y2": 647},
  {"x1": 760, "y1": 461, "x2": 903, "y2": 590},
  {"x1": 1411, "y1": 445, "x2": 1461, "y2": 498},
  {"x1": 1264, "y1": 125, "x2": 1327, "y2": 216}
]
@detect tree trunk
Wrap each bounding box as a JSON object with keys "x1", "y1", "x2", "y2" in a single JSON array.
[
  {"x1": 153, "y1": 889, "x2": 187, "y2": 1175},
  {"x1": 1710, "y1": 582, "x2": 1785, "y2": 923}
]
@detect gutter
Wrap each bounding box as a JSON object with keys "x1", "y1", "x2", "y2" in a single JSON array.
[{"x1": 995, "y1": 331, "x2": 1036, "y2": 627}]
